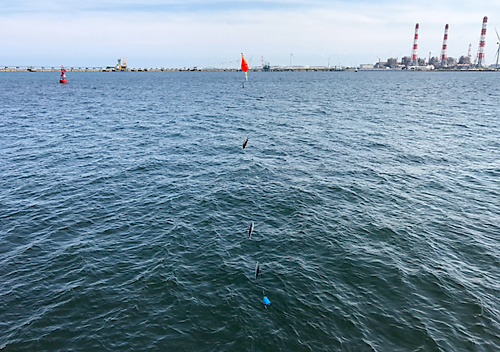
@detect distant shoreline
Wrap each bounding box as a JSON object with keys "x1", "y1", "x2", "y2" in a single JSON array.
[{"x1": 1, "y1": 67, "x2": 498, "y2": 72}]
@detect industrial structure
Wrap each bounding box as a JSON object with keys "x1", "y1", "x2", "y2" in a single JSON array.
[
  {"x1": 494, "y1": 29, "x2": 500, "y2": 69},
  {"x1": 117, "y1": 58, "x2": 127, "y2": 71},
  {"x1": 402, "y1": 17, "x2": 491, "y2": 70},
  {"x1": 477, "y1": 17, "x2": 488, "y2": 67},
  {"x1": 440, "y1": 24, "x2": 449, "y2": 67},
  {"x1": 411, "y1": 23, "x2": 419, "y2": 66}
]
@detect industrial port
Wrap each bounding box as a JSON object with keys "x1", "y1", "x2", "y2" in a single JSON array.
[{"x1": 3, "y1": 17, "x2": 500, "y2": 72}]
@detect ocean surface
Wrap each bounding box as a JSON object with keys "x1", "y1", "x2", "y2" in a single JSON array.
[{"x1": 1, "y1": 70, "x2": 499, "y2": 351}]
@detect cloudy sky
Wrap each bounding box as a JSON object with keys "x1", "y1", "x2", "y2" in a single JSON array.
[{"x1": 1, "y1": 0, "x2": 499, "y2": 68}]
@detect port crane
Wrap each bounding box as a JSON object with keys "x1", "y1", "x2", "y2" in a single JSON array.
[{"x1": 116, "y1": 58, "x2": 127, "y2": 71}]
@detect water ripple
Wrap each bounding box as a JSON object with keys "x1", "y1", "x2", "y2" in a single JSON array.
[{"x1": 1, "y1": 71, "x2": 499, "y2": 351}]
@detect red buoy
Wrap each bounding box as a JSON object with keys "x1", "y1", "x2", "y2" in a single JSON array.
[{"x1": 59, "y1": 65, "x2": 68, "y2": 83}]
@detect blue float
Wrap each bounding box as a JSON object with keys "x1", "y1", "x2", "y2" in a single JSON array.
[{"x1": 263, "y1": 296, "x2": 271, "y2": 306}]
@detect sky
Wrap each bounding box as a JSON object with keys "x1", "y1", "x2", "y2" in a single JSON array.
[{"x1": 1, "y1": 0, "x2": 500, "y2": 68}]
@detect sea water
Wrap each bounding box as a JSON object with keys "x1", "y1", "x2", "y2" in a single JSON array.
[{"x1": 1, "y1": 71, "x2": 499, "y2": 351}]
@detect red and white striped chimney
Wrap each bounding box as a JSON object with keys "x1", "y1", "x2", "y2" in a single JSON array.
[
  {"x1": 477, "y1": 16, "x2": 488, "y2": 67},
  {"x1": 411, "y1": 23, "x2": 419, "y2": 66},
  {"x1": 440, "y1": 24, "x2": 449, "y2": 66}
]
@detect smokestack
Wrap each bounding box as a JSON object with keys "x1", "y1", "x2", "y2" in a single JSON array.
[
  {"x1": 412, "y1": 23, "x2": 419, "y2": 66},
  {"x1": 440, "y1": 24, "x2": 449, "y2": 67},
  {"x1": 477, "y1": 16, "x2": 488, "y2": 67}
]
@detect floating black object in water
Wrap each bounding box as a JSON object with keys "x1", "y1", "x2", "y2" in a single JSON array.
[{"x1": 248, "y1": 221, "x2": 254, "y2": 238}]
